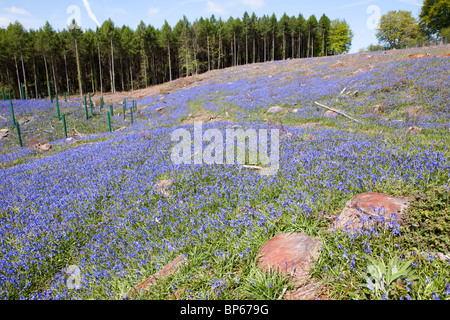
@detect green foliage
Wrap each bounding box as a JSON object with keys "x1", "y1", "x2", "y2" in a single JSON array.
[
  {"x1": 440, "y1": 26, "x2": 450, "y2": 42},
  {"x1": 360, "y1": 254, "x2": 418, "y2": 299},
  {"x1": 376, "y1": 10, "x2": 421, "y2": 49},
  {"x1": 420, "y1": 0, "x2": 450, "y2": 36},
  {"x1": 240, "y1": 267, "x2": 292, "y2": 300},
  {"x1": 364, "y1": 44, "x2": 386, "y2": 52},
  {"x1": 328, "y1": 19, "x2": 353, "y2": 54},
  {"x1": 398, "y1": 186, "x2": 450, "y2": 253}
]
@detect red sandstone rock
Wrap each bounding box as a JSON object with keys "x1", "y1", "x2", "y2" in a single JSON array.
[
  {"x1": 257, "y1": 233, "x2": 321, "y2": 277},
  {"x1": 331, "y1": 192, "x2": 410, "y2": 231},
  {"x1": 257, "y1": 232, "x2": 322, "y2": 300}
]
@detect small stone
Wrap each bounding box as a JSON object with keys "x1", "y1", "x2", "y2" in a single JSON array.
[
  {"x1": 407, "y1": 126, "x2": 422, "y2": 134},
  {"x1": 282, "y1": 132, "x2": 293, "y2": 139},
  {"x1": 373, "y1": 105, "x2": 383, "y2": 113},
  {"x1": 0, "y1": 129, "x2": 8, "y2": 139},
  {"x1": 267, "y1": 106, "x2": 285, "y2": 114},
  {"x1": 324, "y1": 110, "x2": 338, "y2": 118},
  {"x1": 19, "y1": 117, "x2": 33, "y2": 125},
  {"x1": 155, "y1": 179, "x2": 173, "y2": 197},
  {"x1": 36, "y1": 143, "x2": 52, "y2": 152}
]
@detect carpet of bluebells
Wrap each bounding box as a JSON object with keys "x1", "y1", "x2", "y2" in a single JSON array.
[{"x1": 0, "y1": 46, "x2": 449, "y2": 300}]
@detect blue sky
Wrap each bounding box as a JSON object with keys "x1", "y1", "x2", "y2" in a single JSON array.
[{"x1": 0, "y1": 0, "x2": 424, "y2": 53}]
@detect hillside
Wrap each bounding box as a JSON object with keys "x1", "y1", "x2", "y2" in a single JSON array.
[{"x1": 0, "y1": 45, "x2": 449, "y2": 301}]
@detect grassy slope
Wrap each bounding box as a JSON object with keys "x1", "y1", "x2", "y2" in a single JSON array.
[{"x1": 0, "y1": 45, "x2": 449, "y2": 300}]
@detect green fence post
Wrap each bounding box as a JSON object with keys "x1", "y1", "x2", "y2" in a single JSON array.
[
  {"x1": 130, "y1": 106, "x2": 134, "y2": 125},
  {"x1": 123, "y1": 99, "x2": 126, "y2": 120},
  {"x1": 56, "y1": 95, "x2": 61, "y2": 120},
  {"x1": 107, "y1": 111, "x2": 112, "y2": 132},
  {"x1": 62, "y1": 114, "x2": 68, "y2": 138},
  {"x1": 109, "y1": 104, "x2": 114, "y2": 116},
  {"x1": 48, "y1": 84, "x2": 53, "y2": 103},
  {"x1": 84, "y1": 103, "x2": 89, "y2": 120},
  {"x1": 16, "y1": 123, "x2": 23, "y2": 147},
  {"x1": 20, "y1": 82, "x2": 25, "y2": 100},
  {"x1": 90, "y1": 98, "x2": 94, "y2": 117},
  {"x1": 10, "y1": 99, "x2": 16, "y2": 126},
  {"x1": 1, "y1": 88, "x2": 5, "y2": 100}
]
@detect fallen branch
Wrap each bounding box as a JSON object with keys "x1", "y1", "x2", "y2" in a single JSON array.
[{"x1": 314, "y1": 101, "x2": 364, "y2": 124}]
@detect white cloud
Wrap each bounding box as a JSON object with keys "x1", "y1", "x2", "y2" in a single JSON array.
[
  {"x1": 206, "y1": 1, "x2": 226, "y2": 15},
  {"x1": 148, "y1": 7, "x2": 161, "y2": 16},
  {"x1": 242, "y1": 0, "x2": 265, "y2": 10},
  {"x1": 3, "y1": 6, "x2": 31, "y2": 16},
  {"x1": 82, "y1": 0, "x2": 101, "y2": 27}
]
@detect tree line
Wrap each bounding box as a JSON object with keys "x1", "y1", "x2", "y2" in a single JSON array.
[{"x1": 0, "y1": 12, "x2": 353, "y2": 100}]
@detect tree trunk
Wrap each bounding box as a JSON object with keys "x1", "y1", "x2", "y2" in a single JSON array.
[
  {"x1": 253, "y1": 37, "x2": 256, "y2": 63},
  {"x1": 64, "y1": 53, "x2": 70, "y2": 95},
  {"x1": 97, "y1": 42, "x2": 103, "y2": 96},
  {"x1": 14, "y1": 55, "x2": 22, "y2": 99},
  {"x1": 218, "y1": 30, "x2": 221, "y2": 69},
  {"x1": 263, "y1": 37, "x2": 266, "y2": 62},
  {"x1": 120, "y1": 56, "x2": 124, "y2": 91},
  {"x1": 129, "y1": 58, "x2": 133, "y2": 91},
  {"x1": 90, "y1": 62, "x2": 95, "y2": 93},
  {"x1": 108, "y1": 55, "x2": 113, "y2": 93},
  {"x1": 307, "y1": 31, "x2": 310, "y2": 58},
  {"x1": 111, "y1": 37, "x2": 116, "y2": 93},
  {"x1": 207, "y1": 34, "x2": 210, "y2": 71},
  {"x1": 245, "y1": 33, "x2": 248, "y2": 64},
  {"x1": 292, "y1": 33, "x2": 295, "y2": 58},
  {"x1": 51, "y1": 58, "x2": 58, "y2": 95},
  {"x1": 152, "y1": 52, "x2": 156, "y2": 85},
  {"x1": 233, "y1": 31, "x2": 236, "y2": 66},
  {"x1": 168, "y1": 41, "x2": 172, "y2": 82},
  {"x1": 272, "y1": 32, "x2": 275, "y2": 61},
  {"x1": 6, "y1": 63, "x2": 11, "y2": 87},
  {"x1": 144, "y1": 53, "x2": 148, "y2": 87},
  {"x1": 20, "y1": 51, "x2": 28, "y2": 98},
  {"x1": 322, "y1": 30, "x2": 325, "y2": 56},
  {"x1": 75, "y1": 39, "x2": 83, "y2": 98},
  {"x1": 43, "y1": 53, "x2": 50, "y2": 97},
  {"x1": 33, "y1": 59, "x2": 38, "y2": 99}
]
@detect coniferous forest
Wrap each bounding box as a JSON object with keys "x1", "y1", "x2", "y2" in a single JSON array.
[{"x1": 0, "y1": 12, "x2": 353, "y2": 99}]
